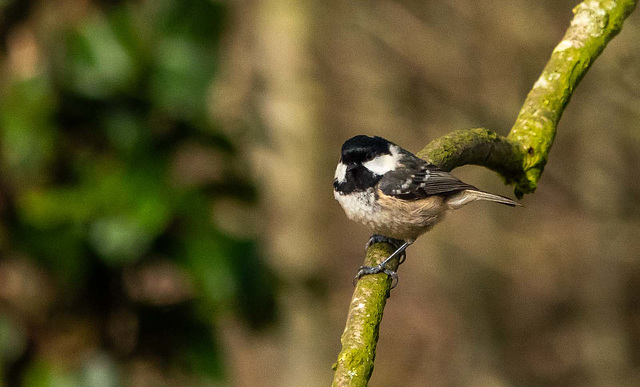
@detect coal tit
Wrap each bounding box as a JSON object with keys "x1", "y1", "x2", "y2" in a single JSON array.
[{"x1": 333, "y1": 135, "x2": 519, "y2": 286}]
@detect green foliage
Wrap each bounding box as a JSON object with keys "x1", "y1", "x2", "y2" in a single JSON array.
[{"x1": 0, "y1": 0, "x2": 276, "y2": 384}]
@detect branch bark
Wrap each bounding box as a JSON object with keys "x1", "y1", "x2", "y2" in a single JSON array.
[{"x1": 332, "y1": 1, "x2": 637, "y2": 385}]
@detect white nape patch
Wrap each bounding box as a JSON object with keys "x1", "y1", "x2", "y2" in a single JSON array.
[
  {"x1": 335, "y1": 162, "x2": 347, "y2": 183},
  {"x1": 362, "y1": 145, "x2": 402, "y2": 175}
]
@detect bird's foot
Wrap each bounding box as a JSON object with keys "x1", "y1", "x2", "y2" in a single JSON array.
[
  {"x1": 355, "y1": 236, "x2": 412, "y2": 289},
  {"x1": 353, "y1": 264, "x2": 399, "y2": 289}
]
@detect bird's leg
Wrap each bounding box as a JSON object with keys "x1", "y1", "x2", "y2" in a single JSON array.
[
  {"x1": 365, "y1": 235, "x2": 407, "y2": 264},
  {"x1": 354, "y1": 237, "x2": 413, "y2": 289}
]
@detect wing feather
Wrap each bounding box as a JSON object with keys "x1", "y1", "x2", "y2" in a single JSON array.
[{"x1": 379, "y1": 160, "x2": 476, "y2": 200}]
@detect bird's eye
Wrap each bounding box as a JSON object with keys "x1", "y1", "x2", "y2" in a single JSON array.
[{"x1": 365, "y1": 153, "x2": 375, "y2": 161}]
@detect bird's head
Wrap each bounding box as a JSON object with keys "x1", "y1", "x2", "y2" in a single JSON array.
[{"x1": 334, "y1": 135, "x2": 402, "y2": 193}]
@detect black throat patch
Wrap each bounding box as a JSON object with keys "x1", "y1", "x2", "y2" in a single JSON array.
[{"x1": 334, "y1": 165, "x2": 383, "y2": 194}]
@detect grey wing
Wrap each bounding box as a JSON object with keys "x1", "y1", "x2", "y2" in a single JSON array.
[{"x1": 379, "y1": 163, "x2": 477, "y2": 200}]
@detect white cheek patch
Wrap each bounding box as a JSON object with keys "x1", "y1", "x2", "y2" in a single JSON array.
[
  {"x1": 335, "y1": 162, "x2": 347, "y2": 183},
  {"x1": 362, "y1": 145, "x2": 402, "y2": 175}
]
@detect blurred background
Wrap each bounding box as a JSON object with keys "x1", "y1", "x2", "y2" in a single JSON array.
[{"x1": 0, "y1": 0, "x2": 639, "y2": 386}]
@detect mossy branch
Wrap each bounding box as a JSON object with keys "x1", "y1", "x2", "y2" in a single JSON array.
[{"x1": 332, "y1": 1, "x2": 637, "y2": 385}]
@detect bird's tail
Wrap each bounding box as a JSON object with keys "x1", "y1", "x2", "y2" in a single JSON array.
[{"x1": 446, "y1": 189, "x2": 521, "y2": 209}]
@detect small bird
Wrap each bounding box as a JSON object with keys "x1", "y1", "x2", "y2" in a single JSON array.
[{"x1": 333, "y1": 135, "x2": 519, "y2": 286}]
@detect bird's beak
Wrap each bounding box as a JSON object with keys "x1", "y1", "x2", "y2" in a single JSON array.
[{"x1": 346, "y1": 162, "x2": 358, "y2": 172}]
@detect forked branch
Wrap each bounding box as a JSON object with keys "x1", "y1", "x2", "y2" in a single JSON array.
[{"x1": 332, "y1": 1, "x2": 638, "y2": 385}]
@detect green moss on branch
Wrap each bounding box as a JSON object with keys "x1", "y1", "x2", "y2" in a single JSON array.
[
  {"x1": 331, "y1": 243, "x2": 398, "y2": 387},
  {"x1": 416, "y1": 127, "x2": 526, "y2": 182},
  {"x1": 507, "y1": 0, "x2": 637, "y2": 196}
]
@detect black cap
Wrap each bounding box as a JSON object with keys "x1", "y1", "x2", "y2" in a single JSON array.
[{"x1": 341, "y1": 135, "x2": 392, "y2": 163}]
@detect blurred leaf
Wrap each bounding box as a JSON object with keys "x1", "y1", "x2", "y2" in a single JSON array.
[
  {"x1": 145, "y1": 0, "x2": 225, "y2": 122},
  {"x1": 136, "y1": 305, "x2": 225, "y2": 381},
  {"x1": 181, "y1": 222, "x2": 237, "y2": 308},
  {"x1": 16, "y1": 224, "x2": 86, "y2": 286},
  {"x1": 88, "y1": 216, "x2": 153, "y2": 264},
  {"x1": 18, "y1": 188, "x2": 96, "y2": 228},
  {"x1": 79, "y1": 352, "x2": 120, "y2": 387},
  {"x1": 0, "y1": 76, "x2": 56, "y2": 187},
  {"x1": 102, "y1": 108, "x2": 146, "y2": 154},
  {"x1": 149, "y1": 36, "x2": 215, "y2": 121},
  {"x1": 22, "y1": 361, "x2": 79, "y2": 387},
  {"x1": 61, "y1": 16, "x2": 137, "y2": 99},
  {"x1": 179, "y1": 324, "x2": 225, "y2": 381},
  {"x1": 153, "y1": 0, "x2": 227, "y2": 44},
  {"x1": 0, "y1": 314, "x2": 27, "y2": 362},
  {"x1": 227, "y1": 240, "x2": 278, "y2": 329}
]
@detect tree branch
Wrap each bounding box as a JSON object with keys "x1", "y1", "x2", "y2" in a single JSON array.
[
  {"x1": 507, "y1": 0, "x2": 637, "y2": 197},
  {"x1": 332, "y1": 1, "x2": 637, "y2": 385}
]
